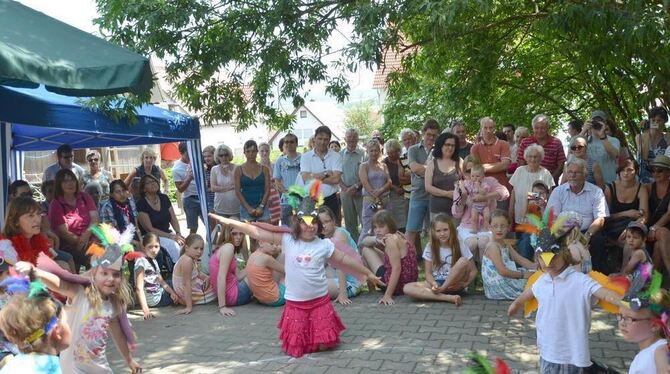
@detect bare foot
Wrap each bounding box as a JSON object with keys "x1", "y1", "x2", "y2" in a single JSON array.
[{"x1": 452, "y1": 295, "x2": 462, "y2": 306}]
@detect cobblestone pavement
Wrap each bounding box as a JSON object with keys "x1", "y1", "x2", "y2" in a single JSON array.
[{"x1": 109, "y1": 292, "x2": 636, "y2": 373}]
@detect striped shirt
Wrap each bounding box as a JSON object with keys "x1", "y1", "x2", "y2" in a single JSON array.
[
  {"x1": 546, "y1": 181, "x2": 608, "y2": 231},
  {"x1": 516, "y1": 136, "x2": 566, "y2": 175}
]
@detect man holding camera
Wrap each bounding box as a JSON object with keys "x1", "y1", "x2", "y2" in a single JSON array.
[
  {"x1": 580, "y1": 110, "x2": 620, "y2": 185},
  {"x1": 516, "y1": 114, "x2": 566, "y2": 184}
]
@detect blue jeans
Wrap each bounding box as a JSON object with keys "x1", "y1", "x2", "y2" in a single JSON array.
[
  {"x1": 539, "y1": 358, "x2": 583, "y2": 374},
  {"x1": 517, "y1": 233, "x2": 534, "y2": 261},
  {"x1": 183, "y1": 195, "x2": 202, "y2": 231},
  {"x1": 406, "y1": 198, "x2": 429, "y2": 232}
]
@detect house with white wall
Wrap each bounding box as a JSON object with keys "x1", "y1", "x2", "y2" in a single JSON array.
[{"x1": 269, "y1": 101, "x2": 345, "y2": 149}]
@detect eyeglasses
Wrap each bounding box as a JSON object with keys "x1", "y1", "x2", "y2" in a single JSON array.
[
  {"x1": 570, "y1": 145, "x2": 585, "y2": 151},
  {"x1": 616, "y1": 314, "x2": 651, "y2": 324},
  {"x1": 219, "y1": 153, "x2": 230, "y2": 158},
  {"x1": 444, "y1": 143, "x2": 456, "y2": 148},
  {"x1": 284, "y1": 140, "x2": 296, "y2": 144},
  {"x1": 88, "y1": 158, "x2": 99, "y2": 162}
]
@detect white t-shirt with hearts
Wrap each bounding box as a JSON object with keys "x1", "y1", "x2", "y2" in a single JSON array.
[{"x1": 282, "y1": 233, "x2": 335, "y2": 301}]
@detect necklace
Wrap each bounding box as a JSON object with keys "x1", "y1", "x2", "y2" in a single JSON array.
[{"x1": 146, "y1": 194, "x2": 160, "y2": 206}]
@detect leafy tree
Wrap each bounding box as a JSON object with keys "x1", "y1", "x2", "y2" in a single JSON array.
[
  {"x1": 343, "y1": 100, "x2": 380, "y2": 137},
  {"x1": 94, "y1": 0, "x2": 670, "y2": 148}
]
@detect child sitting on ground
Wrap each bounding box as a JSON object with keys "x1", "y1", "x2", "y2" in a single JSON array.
[
  {"x1": 209, "y1": 225, "x2": 253, "y2": 317},
  {"x1": 134, "y1": 233, "x2": 182, "y2": 320},
  {"x1": 482, "y1": 210, "x2": 536, "y2": 300},
  {"x1": 361, "y1": 210, "x2": 418, "y2": 305},
  {"x1": 617, "y1": 265, "x2": 670, "y2": 373},
  {"x1": 173, "y1": 234, "x2": 217, "y2": 315},
  {"x1": 509, "y1": 222, "x2": 623, "y2": 373},
  {"x1": 620, "y1": 221, "x2": 653, "y2": 276},
  {"x1": 0, "y1": 282, "x2": 71, "y2": 373},
  {"x1": 403, "y1": 213, "x2": 477, "y2": 305},
  {"x1": 246, "y1": 241, "x2": 285, "y2": 307},
  {"x1": 318, "y1": 206, "x2": 363, "y2": 305},
  {"x1": 463, "y1": 164, "x2": 495, "y2": 234}
]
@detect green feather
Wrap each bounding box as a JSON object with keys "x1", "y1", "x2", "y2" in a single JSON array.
[
  {"x1": 28, "y1": 280, "x2": 48, "y2": 299},
  {"x1": 542, "y1": 206, "x2": 551, "y2": 227},
  {"x1": 526, "y1": 214, "x2": 543, "y2": 230},
  {"x1": 121, "y1": 243, "x2": 134, "y2": 254},
  {"x1": 463, "y1": 352, "x2": 493, "y2": 374},
  {"x1": 89, "y1": 225, "x2": 110, "y2": 246},
  {"x1": 641, "y1": 271, "x2": 662, "y2": 298},
  {"x1": 287, "y1": 185, "x2": 306, "y2": 197}
]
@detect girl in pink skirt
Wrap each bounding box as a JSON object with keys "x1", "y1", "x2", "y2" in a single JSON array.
[{"x1": 210, "y1": 181, "x2": 383, "y2": 357}]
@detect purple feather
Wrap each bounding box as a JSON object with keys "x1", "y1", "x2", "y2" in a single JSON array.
[{"x1": 0, "y1": 276, "x2": 29, "y2": 295}]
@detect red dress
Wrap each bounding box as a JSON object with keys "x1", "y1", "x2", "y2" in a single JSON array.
[{"x1": 382, "y1": 239, "x2": 418, "y2": 295}]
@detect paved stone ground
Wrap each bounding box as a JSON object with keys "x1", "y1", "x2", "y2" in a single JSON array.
[{"x1": 109, "y1": 291, "x2": 637, "y2": 373}]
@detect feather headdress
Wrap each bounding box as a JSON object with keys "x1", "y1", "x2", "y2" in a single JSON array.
[
  {"x1": 515, "y1": 208, "x2": 570, "y2": 265},
  {"x1": 87, "y1": 223, "x2": 142, "y2": 270},
  {"x1": 287, "y1": 180, "x2": 324, "y2": 225}
]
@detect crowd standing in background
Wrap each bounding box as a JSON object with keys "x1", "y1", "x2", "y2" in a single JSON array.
[{"x1": 3, "y1": 108, "x2": 670, "y2": 373}]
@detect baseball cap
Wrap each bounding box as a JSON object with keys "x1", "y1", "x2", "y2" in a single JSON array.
[
  {"x1": 626, "y1": 221, "x2": 648, "y2": 235},
  {"x1": 591, "y1": 110, "x2": 609, "y2": 121}
]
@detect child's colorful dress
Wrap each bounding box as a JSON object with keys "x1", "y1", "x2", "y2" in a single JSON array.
[
  {"x1": 482, "y1": 244, "x2": 526, "y2": 300},
  {"x1": 382, "y1": 239, "x2": 418, "y2": 295},
  {"x1": 278, "y1": 233, "x2": 345, "y2": 358},
  {"x1": 173, "y1": 256, "x2": 216, "y2": 305}
]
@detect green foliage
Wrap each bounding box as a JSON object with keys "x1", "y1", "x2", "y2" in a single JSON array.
[
  {"x1": 94, "y1": 0, "x2": 670, "y2": 148},
  {"x1": 344, "y1": 100, "x2": 381, "y2": 138},
  {"x1": 163, "y1": 167, "x2": 178, "y2": 202},
  {"x1": 78, "y1": 90, "x2": 152, "y2": 124}
]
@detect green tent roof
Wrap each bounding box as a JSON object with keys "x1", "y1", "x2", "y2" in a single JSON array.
[{"x1": 0, "y1": 0, "x2": 152, "y2": 96}]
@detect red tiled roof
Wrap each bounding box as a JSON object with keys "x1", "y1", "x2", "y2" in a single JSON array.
[{"x1": 373, "y1": 45, "x2": 412, "y2": 89}]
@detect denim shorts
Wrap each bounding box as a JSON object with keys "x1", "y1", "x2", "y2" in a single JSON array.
[
  {"x1": 265, "y1": 283, "x2": 286, "y2": 307},
  {"x1": 240, "y1": 206, "x2": 270, "y2": 222},
  {"x1": 156, "y1": 280, "x2": 174, "y2": 307},
  {"x1": 406, "y1": 198, "x2": 429, "y2": 232},
  {"x1": 183, "y1": 195, "x2": 202, "y2": 230},
  {"x1": 236, "y1": 280, "x2": 253, "y2": 305},
  {"x1": 332, "y1": 276, "x2": 361, "y2": 298}
]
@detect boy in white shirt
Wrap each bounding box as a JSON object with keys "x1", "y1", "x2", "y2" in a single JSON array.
[{"x1": 509, "y1": 221, "x2": 623, "y2": 373}]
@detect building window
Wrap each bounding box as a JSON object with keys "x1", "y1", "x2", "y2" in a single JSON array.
[{"x1": 299, "y1": 110, "x2": 307, "y2": 118}]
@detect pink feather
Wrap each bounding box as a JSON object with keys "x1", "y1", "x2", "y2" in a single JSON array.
[{"x1": 328, "y1": 238, "x2": 366, "y2": 283}]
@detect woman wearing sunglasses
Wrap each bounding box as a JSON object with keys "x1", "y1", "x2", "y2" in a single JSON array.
[
  {"x1": 645, "y1": 155, "x2": 670, "y2": 273},
  {"x1": 211, "y1": 145, "x2": 240, "y2": 219},
  {"x1": 560, "y1": 136, "x2": 604, "y2": 189},
  {"x1": 82, "y1": 150, "x2": 113, "y2": 200}
]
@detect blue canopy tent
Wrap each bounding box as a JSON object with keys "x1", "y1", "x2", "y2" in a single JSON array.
[{"x1": 0, "y1": 85, "x2": 211, "y2": 246}]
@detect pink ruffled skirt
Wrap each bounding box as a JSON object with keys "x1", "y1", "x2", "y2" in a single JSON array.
[{"x1": 277, "y1": 294, "x2": 345, "y2": 358}]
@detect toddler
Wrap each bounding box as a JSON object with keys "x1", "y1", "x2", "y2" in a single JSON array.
[
  {"x1": 620, "y1": 221, "x2": 653, "y2": 276},
  {"x1": 464, "y1": 165, "x2": 495, "y2": 233}
]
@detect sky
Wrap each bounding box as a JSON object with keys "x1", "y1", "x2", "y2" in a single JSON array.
[{"x1": 17, "y1": 0, "x2": 379, "y2": 106}]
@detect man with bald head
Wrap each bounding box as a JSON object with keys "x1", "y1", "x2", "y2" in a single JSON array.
[
  {"x1": 516, "y1": 114, "x2": 566, "y2": 183},
  {"x1": 470, "y1": 117, "x2": 512, "y2": 196}
]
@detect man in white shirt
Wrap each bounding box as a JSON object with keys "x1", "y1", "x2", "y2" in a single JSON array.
[
  {"x1": 173, "y1": 142, "x2": 202, "y2": 235},
  {"x1": 546, "y1": 157, "x2": 609, "y2": 271},
  {"x1": 42, "y1": 144, "x2": 85, "y2": 183},
  {"x1": 300, "y1": 126, "x2": 343, "y2": 222}
]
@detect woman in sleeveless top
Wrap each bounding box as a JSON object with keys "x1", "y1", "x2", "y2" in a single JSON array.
[
  {"x1": 425, "y1": 132, "x2": 462, "y2": 221},
  {"x1": 358, "y1": 139, "x2": 391, "y2": 242},
  {"x1": 211, "y1": 145, "x2": 240, "y2": 218},
  {"x1": 603, "y1": 159, "x2": 648, "y2": 248},
  {"x1": 645, "y1": 155, "x2": 670, "y2": 272},
  {"x1": 383, "y1": 140, "x2": 411, "y2": 231},
  {"x1": 124, "y1": 148, "x2": 170, "y2": 194},
  {"x1": 234, "y1": 140, "x2": 270, "y2": 222},
  {"x1": 560, "y1": 136, "x2": 604, "y2": 188},
  {"x1": 637, "y1": 107, "x2": 670, "y2": 183}
]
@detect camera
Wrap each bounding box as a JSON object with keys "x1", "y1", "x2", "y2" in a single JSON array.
[
  {"x1": 591, "y1": 121, "x2": 603, "y2": 131},
  {"x1": 527, "y1": 192, "x2": 540, "y2": 200}
]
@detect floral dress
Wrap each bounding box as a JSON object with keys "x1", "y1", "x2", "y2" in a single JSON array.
[
  {"x1": 482, "y1": 244, "x2": 526, "y2": 300},
  {"x1": 382, "y1": 238, "x2": 418, "y2": 295}
]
